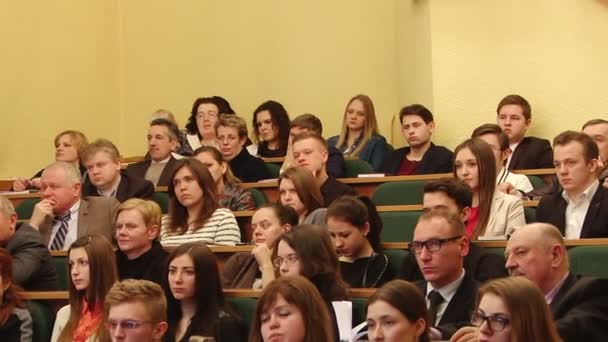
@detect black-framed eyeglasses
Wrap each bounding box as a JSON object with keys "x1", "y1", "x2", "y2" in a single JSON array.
[
  {"x1": 105, "y1": 320, "x2": 157, "y2": 331},
  {"x1": 408, "y1": 236, "x2": 463, "y2": 255},
  {"x1": 471, "y1": 311, "x2": 510, "y2": 332}
]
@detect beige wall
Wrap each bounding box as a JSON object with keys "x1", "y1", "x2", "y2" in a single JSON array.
[{"x1": 2, "y1": 0, "x2": 607, "y2": 178}]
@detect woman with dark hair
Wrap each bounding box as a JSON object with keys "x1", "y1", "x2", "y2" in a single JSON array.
[
  {"x1": 160, "y1": 158, "x2": 240, "y2": 246},
  {"x1": 326, "y1": 196, "x2": 394, "y2": 288},
  {"x1": 366, "y1": 279, "x2": 430, "y2": 342},
  {"x1": 453, "y1": 138, "x2": 525, "y2": 239},
  {"x1": 51, "y1": 235, "x2": 118, "y2": 342},
  {"x1": 473, "y1": 277, "x2": 562, "y2": 342},
  {"x1": 278, "y1": 167, "x2": 326, "y2": 225},
  {"x1": 249, "y1": 276, "x2": 334, "y2": 342},
  {"x1": 248, "y1": 100, "x2": 291, "y2": 158},
  {"x1": 163, "y1": 243, "x2": 245, "y2": 342},
  {"x1": 273, "y1": 224, "x2": 350, "y2": 342},
  {"x1": 327, "y1": 94, "x2": 388, "y2": 171},
  {"x1": 223, "y1": 204, "x2": 298, "y2": 289},
  {"x1": 193, "y1": 146, "x2": 255, "y2": 211},
  {"x1": 183, "y1": 96, "x2": 236, "y2": 154},
  {"x1": 0, "y1": 249, "x2": 32, "y2": 341}
]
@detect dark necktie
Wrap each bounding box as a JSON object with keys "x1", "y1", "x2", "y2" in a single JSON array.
[
  {"x1": 50, "y1": 212, "x2": 71, "y2": 250},
  {"x1": 428, "y1": 290, "x2": 445, "y2": 326}
]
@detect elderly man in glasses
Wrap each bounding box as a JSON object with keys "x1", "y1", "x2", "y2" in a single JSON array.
[
  {"x1": 105, "y1": 279, "x2": 168, "y2": 342},
  {"x1": 410, "y1": 208, "x2": 478, "y2": 341}
]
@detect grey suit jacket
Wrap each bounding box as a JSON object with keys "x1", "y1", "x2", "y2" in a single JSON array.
[
  {"x1": 38, "y1": 196, "x2": 120, "y2": 247},
  {"x1": 5, "y1": 223, "x2": 58, "y2": 290}
]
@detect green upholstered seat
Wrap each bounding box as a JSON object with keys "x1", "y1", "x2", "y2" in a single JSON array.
[
  {"x1": 384, "y1": 249, "x2": 409, "y2": 276},
  {"x1": 372, "y1": 181, "x2": 426, "y2": 206},
  {"x1": 527, "y1": 175, "x2": 545, "y2": 190},
  {"x1": 228, "y1": 297, "x2": 258, "y2": 333},
  {"x1": 51, "y1": 255, "x2": 69, "y2": 290},
  {"x1": 484, "y1": 247, "x2": 506, "y2": 258},
  {"x1": 152, "y1": 191, "x2": 169, "y2": 213},
  {"x1": 568, "y1": 246, "x2": 608, "y2": 278},
  {"x1": 344, "y1": 159, "x2": 375, "y2": 178},
  {"x1": 28, "y1": 300, "x2": 54, "y2": 342},
  {"x1": 351, "y1": 297, "x2": 369, "y2": 326},
  {"x1": 15, "y1": 198, "x2": 41, "y2": 219},
  {"x1": 265, "y1": 163, "x2": 281, "y2": 179},
  {"x1": 249, "y1": 188, "x2": 267, "y2": 208},
  {"x1": 379, "y1": 211, "x2": 421, "y2": 242},
  {"x1": 524, "y1": 207, "x2": 536, "y2": 224}
]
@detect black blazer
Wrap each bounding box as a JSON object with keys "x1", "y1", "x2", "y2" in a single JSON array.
[
  {"x1": 82, "y1": 171, "x2": 155, "y2": 202},
  {"x1": 551, "y1": 273, "x2": 608, "y2": 342},
  {"x1": 509, "y1": 136, "x2": 553, "y2": 170},
  {"x1": 536, "y1": 184, "x2": 608, "y2": 238},
  {"x1": 125, "y1": 156, "x2": 180, "y2": 187},
  {"x1": 379, "y1": 143, "x2": 453, "y2": 176},
  {"x1": 416, "y1": 273, "x2": 479, "y2": 339}
]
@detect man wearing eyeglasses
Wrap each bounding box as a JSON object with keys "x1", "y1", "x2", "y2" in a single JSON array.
[
  {"x1": 105, "y1": 279, "x2": 168, "y2": 342},
  {"x1": 411, "y1": 209, "x2": 478, "y2": 340}
]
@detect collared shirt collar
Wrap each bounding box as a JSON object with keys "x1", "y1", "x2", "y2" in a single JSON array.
[
  {"x1": 562, "y1": 179, "x2": 599, "y2": 204},
  {"x1": 151, "y1": 156, "x2": 171, "y2": 165},
  {"x1": 426, "y1": 268, "x2": 466, "y2": 304},
  {"x1": 545, "y1": 272, "x2": 570, "y2": 304},
  {"x1": 97, "y1": 175, "x2": 121, "y2": 198}
]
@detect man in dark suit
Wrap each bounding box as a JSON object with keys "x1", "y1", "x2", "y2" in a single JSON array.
[
  {"x1": 411, "y1": 209, "x2": 478, "y2": 340},
  {"x1": 399, "y1": 178, "x2": 507, "y2": 283},
  {"x1": 380, "y1": 104, "x2": 453, "y2": 176},
  {"x1": 451, "y1": 223, "x2": 608, "y2": 342},
  {"x1": 28, "y1": 162, "x2": 120, "y2": 250},
  {"x1": 536, "y1": 131, "x2": 608, "y2": 238},
  {"x1": 126, "y1": 118, "x2": 181, "y2": 187},
  {"x1": 496, "y1": 94, "x2": 553, "y2": 170},
  {"x1": 0, "y1": 196, "x2": 57, "y2": 290},
  {"x1": 82, "y1": 138, "x2": 154, "y2": 202}
]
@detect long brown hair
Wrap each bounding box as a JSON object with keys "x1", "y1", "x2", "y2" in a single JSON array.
[
  {"x1": 278, "y1": 167, "x2": 323, "y2": 215},
  {"x1": 249, "y1": 276, "x2": 333, "y2": 342},
  {"x1": 0, "y1": 249, "x2": 25, "y2": 326},
  {"x1": 334, "y1": 94, "x2": 380, "y2": 157},
  {"x1": 453, "y1": 139, "x2": 496, "y2": 238},
  {"x1": 167, "y1": 158, "x2": 219, "y2": 234},
  {"x1": 59, "y1": 235, "x2": 117, "y2": 342},
  {"x1": 477, "y1": 277, "x2": 562, "y2": 342}
]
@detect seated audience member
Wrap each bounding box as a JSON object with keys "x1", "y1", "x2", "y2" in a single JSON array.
[
  {"x1": 0, "y1": 249, "x2": 33, "y2": 341},
  {"x1": 150, "y1": 109, "x2": 191, "y2": 157},
  {"x1": 126, "y1": 118, "x2": 181, "y2": 187},
  {"x1": 114, "y1": 199, "x2": 168, "y2": 285},
  {"x1": 193, "y1": 146, "x2": 255, "y2": 211},
  {"x1": 452, "y1": 223, "x2": 608, "y2": 342},
  {"x1": 249, "y1": 276, "x2": 334, "y2": 342},
  {"x1": 223, "y1": 204, "x2": 298, "y2": 289},
  {"x1": 248, "y1": 100, "x2": 291, "y2": 157},
  {"x1": 380, "y1": 104, "x2": 453, "y2": 176},
  {"x1": 327, "y1": 94, "x2": 388, "y2": 171},
  {"x1": 0, "y1": 197, "x2": 57, "y2": 290},
  {"x1": 536, "y1": 131, "x2": 608, "y2": 238},
  {"x1": 583, "y1": 119, "x2": 608, "y2": 181},
  {"x1": 216, "y1": 114, "x2": 271, "y2": 182},
  {"x1": 274, "y1": 224, "x2": 350, "y2": 342},
  {"x1": 410, "y1": 209, "x2": 477, "y2": 340},
  {"x1": 453, "y1": 139, "x2": 525, "y2": 239},
  {"x1": 183, "y1": 96, "x2": 236, "y2": 154},
  {"x1": 29, "y1": 162, "x2": 119, "y2": 250},
  {"x1": 496, "y1": 94, "x2": 553, "y2": 170},
  {"x1": 472, "y1": 124, "x2": 534, "y2": 194},
  {"x1": 292, "y1": 132, "x2": 356, "y2": 206},
  {"x1": 52, "y1": 235, "x2": 118, "y2": 342},
  {"x1": 367, "y1": 279, "x2": 430, "y2": 342},
  {"x1": 399, "y1": 179, "x2": 507, "y2": 283},
  {"x1": 468, "y1": 277, "x2": 561, "y2": 342},
  {"x1": 160, "y1": 159, "x2": 240, "y2": 246},
  {"x1": 278, "y1": 167, "x2": 327, "y2": 225},
  {"x1": 163, "y1": 243, "x2": 245, "y2": 342},
  {"x1": 82, "y1": 139, "x2": 155, "y2": 202},
  {"x1": 281, "y1": 113, "x2": 346, "y2": 178},
  {"x1": 105, "y1": 280, "x2": 168, "y2": 342},
  {"x1": 327, "y1": 196, "x2": 394, "y2": 288},
  {"x1": 13, "y1": 130, "x2": 88, "y2": 191}
]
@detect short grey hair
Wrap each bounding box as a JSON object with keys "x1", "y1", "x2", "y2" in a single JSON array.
[
  {"x1": 42, "y1": 161, "x2": 82, "y2": 185},
  {"x1": 0, "y1": 196, "x2": 15, "y2": 217}
]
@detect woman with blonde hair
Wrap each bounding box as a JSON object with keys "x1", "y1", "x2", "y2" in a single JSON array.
[
  {"x1": 278, "y1": 167, "x2": 326, "y2": 225},
  {"x1": 472, "y1": 277, "x2": 562, "y2": 342},
  {"x1": 51, "y1": 235, "x2": 118, "y2": 342},
  {"x1": 327, "y1": 94, "x2": 388, "y2": 171}
]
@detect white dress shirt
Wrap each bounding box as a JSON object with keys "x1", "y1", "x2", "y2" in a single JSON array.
[
  {"x1": 49, "y1": 200, "x2": 81, "y2": 250},
  {"x1": 563, "y1": 180, "x2": 599, "y2": 238},
  {"x1": 505, "y1": 141, "x2": 521, "y2": 170}
]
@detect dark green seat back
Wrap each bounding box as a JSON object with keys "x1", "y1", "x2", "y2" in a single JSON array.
[
  {"x1": 51, "y1": 255, "x2": 69, "y2": 290},
  {"x1": 527, "y1": 175, "x2": 545, "y2": 190},
  {"x1": 152, "y1": 191, "x2": 169, "y2": 213},
  {"x1": 228, "y1": 297, "x2": 258, "y2": 333},
  {"x1": 29, "y1": 301, "x2": 54, "y2": 342},
  {"x1": 265, "y1": 163, "x2": 281, "y2": 179},
  {"x1": 15, "y1": 198, "x2": 41, "y2": 219},
  {"x1": 524, "y1": 207, "x2": 536, "y2": 224},
  {"x1": 379, "y1": 211, "x2": 421, "y2": 242},
  {"x1": 484, "y1": 247, "x2": 506, "y2": 258},
  {"x1": 372, "y1": 181, "x2": 426, "y2": 206},
  {"x1": 249, "y1": 188, "x2": 267, "y2": 208},
  {"x1": 344, "y1": 159, "x2": 375, "y2": 178},
  {"x1": 568, "y1": 246, "x2": 608, "y2": 278},
  {"x1": 352, "y1": 297, "x2": 369, "y2": 326},
  {"x1": 384, "y1": 249, "x2": 409, "y2": 276}
]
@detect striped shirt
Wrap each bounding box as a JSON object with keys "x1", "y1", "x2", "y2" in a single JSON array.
[{"x1": 160, "y1": 208, "x2": 241, "y2": 247}]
